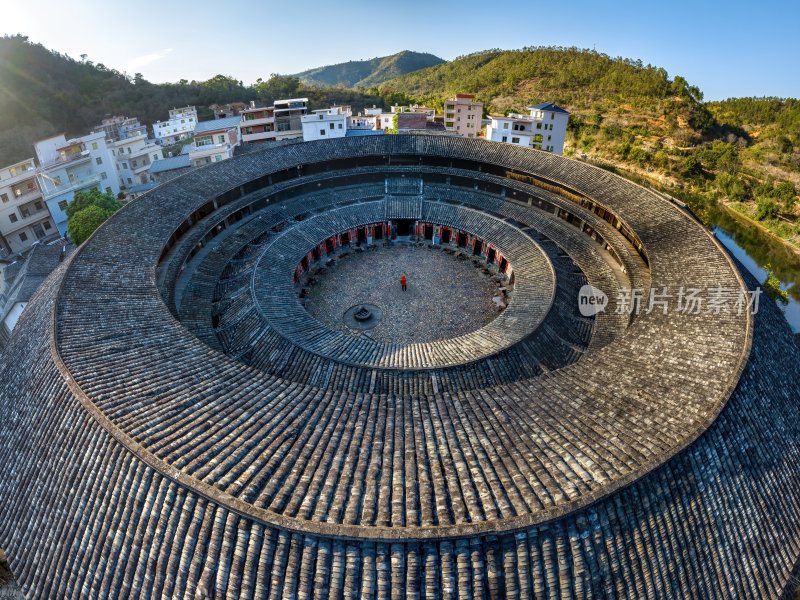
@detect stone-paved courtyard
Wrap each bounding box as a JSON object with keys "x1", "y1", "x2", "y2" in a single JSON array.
[{"x1": 304, "y1": 245, "x2": 503, "y2": 345}]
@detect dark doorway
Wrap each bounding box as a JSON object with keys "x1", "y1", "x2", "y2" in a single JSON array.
[
  {"x1": 357, "y1": 227, "x2": 367, "y2": 243},
  {"x1": 396, "y1": 220, "x2": 413, "y2": 236},
  {"x1": 300, "y1": 255, "x2": 309, "y2": 271},
  {"x1": 473, "y1": 240, "x2": 483, "y2": 255},
  {"x1": 499, "y1": 257, "x2": 508, "y2": 272},
  {"x1": 457, "y1": 232, "x2": 468, "y2": 247},
  {"x1": 340, "y1": 231, "x2": 351, "y2": 246},
  {"x1": 325, "y1": 237, "x2": 335, "y2": 253},
  {"x1": 487, "y1": 247, "x2": 496, "y2": 263},
  {"x1": 441, "y1": 227, "x2": 451, "y2": 243},
  {"x1": 312, "y1": 247, "x2": 320, "y2": 261},
  {"x1": 374, "y1": 224, "x2": 383, "y2": 240},
  {"x1": 424, "y1": 224, "x2": 433, "y2": 240}
]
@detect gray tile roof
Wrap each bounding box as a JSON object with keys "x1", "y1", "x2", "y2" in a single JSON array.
[
  {"x1": 149, "y1": 154, "x2": 191, "y2": 173},
  {"x1": 0, "y1": 135, "x2": 798, "y2": 599},
  {"x1": 192, "y1": 115, "x2": 241, "y2": 135},
  {"x1": 527, "y1": 101, "x2": 570, "y2": 114}
]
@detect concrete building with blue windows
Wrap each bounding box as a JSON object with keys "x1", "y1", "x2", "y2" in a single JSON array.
[{"x1": 34, "y1": 132, "x2": 120, "y2": 237}]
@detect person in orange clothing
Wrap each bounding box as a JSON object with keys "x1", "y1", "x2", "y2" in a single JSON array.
[{"x1": 400, "y1": 274, "x2": 407, "y2": 291}]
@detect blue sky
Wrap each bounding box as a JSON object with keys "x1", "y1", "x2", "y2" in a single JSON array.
[{"x1": 3, "y1": 0, "x2": 799, "y2": 101}]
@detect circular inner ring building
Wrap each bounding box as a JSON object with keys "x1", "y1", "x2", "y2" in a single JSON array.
[{"x1": 0, "y1": 135, "x2": 799, "y2": 599}]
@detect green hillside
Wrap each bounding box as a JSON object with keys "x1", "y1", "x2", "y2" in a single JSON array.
[
  {"x1": 294, "y1": 51, "x2": 444, "y2": 88},
  {"x1": 380, "y1": 47, "x2": 800, "y2": 247}
]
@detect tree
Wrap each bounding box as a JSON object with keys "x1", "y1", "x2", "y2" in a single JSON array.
[
  {"x1": 683, "y1": 155, "x2": 704, "y2": 178},
  {"x1": 65, "y1": 188, "x2": 121, "y2": 219},
  {"x1": 762, "y1": 264, "x2": 789, "y2": 305},
  {"x1": 754, "y1": 198, "x2": 778, "y2": 221},
  {"x1": 66, "y1": 189, "x2": 122, "y2": 244},
  {"x1": 254, "y1": 74, "x2": 301, "y2": 105},
  {"x1": 68, "y1": 204, "x2": 117, "y2": 245},
  {"x1": 773, "y1": 181, "x2": 797, "y2": 212}
]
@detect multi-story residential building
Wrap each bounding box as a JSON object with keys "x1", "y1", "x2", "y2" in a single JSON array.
[
  {"x1": 213, "y1": 102, "x2": 247, "y2": 119},
  {"x1": 390, "y1": 104, "x2": 437, "y2": 119},
  {"x1": 152, "y1": 106, "x2": 198, "y2": 145},
  {"x1": 485, "y1": 102, "x2": 570, "y2": 154},
  {"x1": 240, "y1": 104, "x2": 276, "y2": 144},
  {"x1": 92, "y1": 116, "x2": 147, "y2": 142},
  {"x1": 377, "y1": 113, "x2": 395, "y2": 131},
  {"x1": 485, "y1": 114, "x2": 538, "y2": 147},
  {"x1": 187, "y1": 116, "x2": 240, "y2": 167},
  {"x1": 0, "y1": 159, "x2": 57, "y2": 255},
  {"x1": 34, "y1": 132, "x2": 120, "y2": 238},
  {"x1": 348, "y1": 113, "x2": 379, "y2": 131},
  {"x1": 526, "y1": 102, "x2": 570, "y2": 154},
  {"x1": 113, "y1": 133, "x2": 164, "y2": 190},
  {"x1": 301, "y1": 107, "x2": 349, "y2": 141},
  {"x1": 273, "y1": 98, "x2": 308, "y2": 140},
  {"x1": 362, "y1": 106, "x2": 383, "y2": 117},
  {"x1": 443, "y1": 94, "x2": 484, "y2": 137}
]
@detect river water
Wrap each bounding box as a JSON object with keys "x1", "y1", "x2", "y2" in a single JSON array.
[{"x1": 708, "y1": 207, "x2": 800, "y2": 332}]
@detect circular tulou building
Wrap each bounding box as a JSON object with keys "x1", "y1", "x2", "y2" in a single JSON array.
[{"x1": 1, "y1": 135, "x2": 799, "y2": 599}]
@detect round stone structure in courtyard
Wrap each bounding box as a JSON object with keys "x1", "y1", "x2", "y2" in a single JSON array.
[{"x1": 0, "y1": 135, "x2": 798, "y2": 599}]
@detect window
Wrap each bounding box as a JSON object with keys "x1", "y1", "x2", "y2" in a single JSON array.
[
  {"x1": 338, "y1": 123, "x2": 342, "y2": 129},
  {"x1": 502, "y1": 123, "x2": 509, "y2": 129},
  {"x1": 34, "y1": 201, "x2": 42, "y2": 211},
  {"x1": 512, "y1": 137, "x2": 520, "y2": 144},
  {"x1": 19, "y1": 232, "x2": 27, "y2": 242},
  {"x1": 330, "y1": 123, "x2": 334, "y2": 130},
  {"x1": 43, "y1": 221, "x2": 52, "y2": 230},
  {"x1": 548, "y1": 135, "x2": 551, "y2": 141},
  {"x1": 96, "y1": 157, "x2": 103, "y2": 165},
  {"x1": 502, "y1": 136, "x2": 507, "y2": 142},
  {"x1": 127, "y1": 178, "x2": 132, "y2": 184},
  {"x1": 319, "y1": 114, "x2": 324, "y2": 120},
  {"x1": 121, "y1": 162, "x2": 128, "y2": 169},
  {"x1": 58, "y1": 200, "x2": 68, "y2": 211},
  {"x1": 127, "y1": 147, "x2": 131, "y2": 154},
  {"x1": 536, "y1": 123, "x2": 542, "y2": 129},
  {"x1": 101, "y1": 172, "x2": 108, "y2": 180},
  {"x1": 181, "y1": 119, "x2": 185, "y2": 124},
  {"x1": 215, "y1": 155, "x2": 222, "y2": 162},
  {"x1": 20, "y1": 207, "x2": 30, "y2": 218},
  {"x1": 119, "y1": 149, "x2": 124, "y2": 156},
  {"x1": 320, "y1": 129, "x2": 325, "y2": 136},
  {"x1": 92, "y1": 142, "x2": 98, "y2": 150},
  {"x1": 153, "y1": 154, "x2": 159, "y2": 161},
  {"x1": 9, "y1": 214, "x2": 18, "y2": 223},
  {"x1": 26, "y1": 182, "x2": 34, "y2": 191},
  {"x1": 551, "y1": 113, "x2": 555, "y2": 119},
  {"x1": 218, "y1": 135, "x2": 225, "y2": 144},
  {"x1": 0, "y1": 193, "x2": 7, "y2": 203}
]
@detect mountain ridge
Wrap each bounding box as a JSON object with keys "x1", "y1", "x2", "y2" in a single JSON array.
[{"x1": 293, "y1": 50, "x2": 445, "y2": 88}]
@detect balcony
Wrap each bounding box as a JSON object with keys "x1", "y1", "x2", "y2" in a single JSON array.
[
  {"x1": 241, "y1": 115, "x2": 274, "y2": 128},
  {"x1": 10, "y1": 188, "x2": 42, "y2": 205},
  {"x1": 40, "y1": 150, "x2": 91, "y2": 170},
  {"x1": 40, "y1": 175, "x2": 101, "y2": 199},
  {"x1": 1, "y1": 167, "x2": 37, "y2": 187}
]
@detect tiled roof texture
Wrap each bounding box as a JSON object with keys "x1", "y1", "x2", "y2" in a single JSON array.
[{"x1": 0, "y1": 135, "x2": 798, "y2": 599}]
